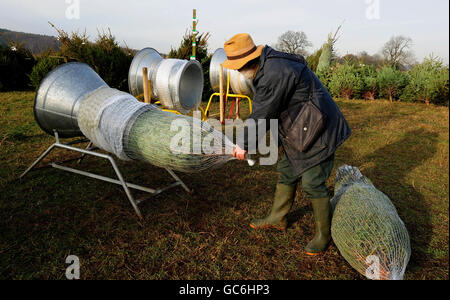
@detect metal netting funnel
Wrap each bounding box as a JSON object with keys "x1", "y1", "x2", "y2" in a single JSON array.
[
  {"x1": 209, "y1": 48, "x2": 254, "y2": 97},
  {"x1": 128, "y1": 48, "x2": 162, "y2": 97},
  {"x1": 209, "y1": 48, "x2": 228, "y2": 92},
  {"x1": 34, "y1": 62, "x2": 108, "y2": 138},
  {"x1": 128, "y1": 48, "x2": 204, "y2": 114}
]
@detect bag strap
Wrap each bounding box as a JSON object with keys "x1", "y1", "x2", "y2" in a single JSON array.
[{"x1": 308, "y1": 69, "x2": 315, "y2": 102}]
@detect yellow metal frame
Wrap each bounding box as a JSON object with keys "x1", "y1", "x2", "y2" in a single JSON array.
[
  {"x1": 135, "y1": 95, "x2": 184, "y2": 115},
  {"x1": 137, "y1": 97, "x2": 203, "y2": 117},
  {"x1": 152, "y1": 101, "x2": 183, "y2": 115},
  {"x1": 202, "y1": 71, "x2": 252, "y2": 121}
]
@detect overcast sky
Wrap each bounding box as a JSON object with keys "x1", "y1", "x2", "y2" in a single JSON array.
[{"x1": 1, "y1": 0, "x2": 449, "y2": 63}]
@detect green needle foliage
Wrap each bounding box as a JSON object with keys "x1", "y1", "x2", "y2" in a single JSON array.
[
  {"x1": 126, "y1": 107, "x2": 235, "y2": 173},
  {"x1": 307, "y1": 48, "x2": 323, "y2": 73},
  {"x1": 29, "y1": 23, "x2": 133, "y2": 91},
  {"x1": 401, "y1": 55, "x2": 449, "y2": 106},
  {"x1": 377, "y1": 66, "x2": 409, "y2": 102},
  {"x1": 359, "y1": 65, "x2": 378, "y2": 100},
  {"x1": 28, "y1": 54, "x2": 64, "y2": 89},
  {"x1": 0, "y1": 42, "x2": 35, "y2": 91},
  {"x1": 328, "y1": 63, "x2": 364, "y2": 100}
]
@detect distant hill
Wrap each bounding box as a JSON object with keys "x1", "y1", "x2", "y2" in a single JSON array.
[
  {"x1": 0, "y1": 28, "x2": 60, "y2": 55},
  {"x1": 0, "y1": 28, "x2": 139, "y2": 56}
]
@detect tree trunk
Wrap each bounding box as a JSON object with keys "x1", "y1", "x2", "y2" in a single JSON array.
[
  {"x1": 343, "y1": 89, "x2": 351, "y2": 100},
  {"x1": 363, "y1": 91, "x2": 375, "y2": 101}
]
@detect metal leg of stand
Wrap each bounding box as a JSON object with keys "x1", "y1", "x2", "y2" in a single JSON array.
[
  {"x1": 19, "y1": 132, "x2": 191, "y2": 219},
  {"x1": 54, "y1": 141, "x2": 145, "y2": 219},
  {"x1": 77, "y1": 142, "x2": 93, "y2": 165},
  {"x1": 106, "y1": 155, "x2": 143, "y2": 219},
  {"x1": 165, "y1": 168, "x2": 192, "y2": 193},
  {"x1": 20, "y1": 143, "x2": 56, "y2": 179}
]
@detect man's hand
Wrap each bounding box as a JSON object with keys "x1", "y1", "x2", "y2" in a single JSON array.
[{"x1": 233, "y1": 145, "x2": 247, "y2": 161}]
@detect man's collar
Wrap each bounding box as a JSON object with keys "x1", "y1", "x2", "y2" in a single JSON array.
[{"x1": 253, "y1": 45, "x2": 271, "y2": 83}]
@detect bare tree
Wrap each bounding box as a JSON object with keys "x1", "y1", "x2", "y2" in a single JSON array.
[
  {"x1": 358, "y1": 51, "x2": 384, "y2": 68},
  {"x1": 274, "y1": 30, "x2": 312, "y2": 56},
  {"x1": 382, "y1": 35, "x2": 415, "y2": 68}
]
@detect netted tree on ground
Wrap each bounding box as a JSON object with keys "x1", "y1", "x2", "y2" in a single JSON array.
[{"x1": 331, "y1": 165, "x2": 411, "y2": 280}]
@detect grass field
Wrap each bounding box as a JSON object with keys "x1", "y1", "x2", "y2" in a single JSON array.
[{"x1": 0, "y1": 91, "x2": 448, "y2": 280}]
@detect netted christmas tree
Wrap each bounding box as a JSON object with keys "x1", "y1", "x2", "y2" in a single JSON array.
[{"x1": 331, "y1": 165, "x2": 411, "y2": 280}]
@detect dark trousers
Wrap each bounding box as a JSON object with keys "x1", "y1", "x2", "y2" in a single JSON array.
[{"x1": 277, "y1": 152, "x2": 335, "y2": 199}]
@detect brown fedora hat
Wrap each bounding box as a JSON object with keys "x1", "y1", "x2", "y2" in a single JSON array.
[{"x1": 221, "y1": 33, "x2": 264, "y2": 70}]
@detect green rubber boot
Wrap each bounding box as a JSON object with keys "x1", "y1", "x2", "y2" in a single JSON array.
[
  {"x1": 305, "y1": 197, "x2": 332, "y2": 255},
  {"x1": 250, "y1": 183, "x2": 296, "y2": 231}
]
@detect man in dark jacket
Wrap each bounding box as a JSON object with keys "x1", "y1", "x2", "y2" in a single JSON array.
[{"x1": 223, "y1": 33, "x2": 351, "y2": 255}]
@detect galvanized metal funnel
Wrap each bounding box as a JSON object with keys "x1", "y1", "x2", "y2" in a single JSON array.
[
  {"x1": 34, "y1": 62, "x2": 108, "y2": 138},
  {"x1": 209, "y1": 48, "x2": 228, "y2": 92},
  {"x1": 209, "y1": 48, "x2": 254, "y2": 97},
  {"x1": 128, "y1": 48, "x2": 204, "y2": 114},
  {"x1": 128, "y1": 48, "x2": 162, "y2": 98}
]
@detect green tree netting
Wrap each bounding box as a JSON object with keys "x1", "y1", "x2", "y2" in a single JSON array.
[
  {"x1": 331, "y1": 165, "x2": 411, "y2": 280},
  {"x1": 317, "y1": 43, "x2": 332, "y2": 73},
  {"x1": 77, "y1": 86, "x2": 236, "y2": 173},
  {"x1": 124, "y1": 107, "x2": 235, "y2": 173}
]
